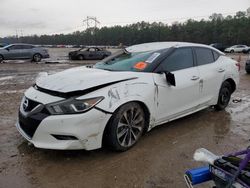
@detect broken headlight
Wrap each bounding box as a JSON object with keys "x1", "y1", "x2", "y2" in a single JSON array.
[{"x1": 46, "y1": 97, "x2": 104, "y2": 115}]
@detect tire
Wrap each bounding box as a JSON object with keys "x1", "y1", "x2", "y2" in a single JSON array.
[
  {"x1": 0, "y1": 55, "x2": 3, "y2": 63},
  {"x1": 77, "y1": 55, "x2": 84, "y2": 60},
  {"x1": 104, "y1": 102, "x2": 146, "y2": 151},
  {"x1": 33, "y1": 53, "x2": 42, "y2": 62},
  {"x1": 230, "y1": 50, "x2": 234, "y2": 53},
  {"x1": 215, "y1": 81, "x2": 232, "y2": 111},
  {"x1": 102, "y1": 55, "x2": 108, "y2": 60}
]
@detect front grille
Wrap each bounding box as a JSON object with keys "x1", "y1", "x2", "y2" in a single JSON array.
[
  {"x1": 19, "y1": 109, "x2": 50, "y2": 138},
  {"x1": 23, "y1": 98, "x2": 40, "y2": 112}
]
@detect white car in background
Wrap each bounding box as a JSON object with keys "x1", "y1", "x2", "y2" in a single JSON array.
[
  {"x1": 224, "y1": 45, "x2": 249, "y2": 53},
  {"x1": 16, "y1": 42, "x2": 239, "y2": 151}
]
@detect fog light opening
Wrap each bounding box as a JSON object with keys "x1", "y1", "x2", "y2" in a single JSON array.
[{"x1": 52, "y1": 134, "x2": 78, "y2": 140}]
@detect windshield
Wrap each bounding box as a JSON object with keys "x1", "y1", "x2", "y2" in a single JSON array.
[
  {"x1": 79, "y1": 48, "x2": 87, "y2": 51},
  {"x1": 3, "y1": 44, "x2": 12, "y2": 49},
  {"x1": 94, "y1": 49, "x2": 161, "y2": 72}
]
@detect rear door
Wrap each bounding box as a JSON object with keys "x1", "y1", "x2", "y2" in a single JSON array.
[
  {"x1": 194, "y1": 47, "x2": 224, "y2": 106},
  {"x1": 96, "y1": 48, "x2": 104, "y2": 59},
  {"x1": 235, "y1": 45, "x2": 245, "y2": 52},
  {"x1": 153, "y1": 47, "x2": 201, "y2": 123},
  {"x1": 18, "y1": 45, "x2": 33, "y2": 58}
]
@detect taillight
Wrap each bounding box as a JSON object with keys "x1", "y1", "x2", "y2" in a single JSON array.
[{"x1": 236, "y1": 62, "x2": 240, "y2": 71}]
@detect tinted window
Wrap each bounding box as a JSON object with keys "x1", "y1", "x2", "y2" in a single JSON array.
[
  {"x1": 195, "y1": 48, "x2": 214, "y2": 66},
  {"x1": 160, "y1": 48, "x2": 194, "y2": 72},
  {"x1": 9, "y1": 45, "x2": 21, "y2": 50},
  {"x1": 22, "y1": 45, "x2": 34, "y2": 49},
  {"x1": 19, "y1": 45, "x2": 29, "y2": 49},
  {"x1": 212, "y1": 51, "x2": 220, "y2": 61},
  {"x1": 89, "y1": 48, "x2": 96, "y2": 52}
]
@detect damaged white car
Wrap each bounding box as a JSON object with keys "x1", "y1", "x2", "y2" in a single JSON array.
[{"x1": 16, "y1": 42, "x2": 239, "y2": 151}]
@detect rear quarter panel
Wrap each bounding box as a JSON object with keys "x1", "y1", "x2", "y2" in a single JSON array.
[{"x1": 220, "y1": 56, "x2": 240, "y2": 88}]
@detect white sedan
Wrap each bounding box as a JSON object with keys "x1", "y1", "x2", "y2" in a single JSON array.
[
  {"x1": 224, "y1": 45, "x2": 249, "y2": 53},
  {"x1": 16, "y1": 42, "x2": 240, "y2": 151}
]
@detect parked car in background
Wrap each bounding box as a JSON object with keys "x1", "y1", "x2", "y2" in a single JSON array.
[
  {"x1": 0, "y1": 43, "x2": 49, "y2": 62},
  {"x1": 0, "y1": 43, "x2": 8, "y2": 48},
  {"x1": 246, "y1": 59, "x2": 250, "y2": 74},
  {"x1": 209, "y1": 43, "x2": 227, "y2": 52},
  {"x1": 16, "y1": 42, "x2": 239, "y2": 152},
  {"x1": 243, "y1": 47, "x2": 250, "y2": 54},
  {"x1": 69, "y1": 47, "x2": 111, "y2": 60},
  {"x1": 224, "y1": 45, "x2": 249, "y2": 53}
]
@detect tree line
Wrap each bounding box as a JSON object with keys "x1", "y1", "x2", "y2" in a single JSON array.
[{"x1": 1, "y1": 11, "x2": 250, "y2": 46}]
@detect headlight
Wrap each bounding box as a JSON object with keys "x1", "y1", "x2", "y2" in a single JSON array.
[{"x1": 46, "y1": 96, "x2": 104, "y2": 115}]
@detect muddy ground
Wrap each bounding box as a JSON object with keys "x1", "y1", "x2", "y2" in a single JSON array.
[{"x1": 0, "y1": 49, "x2": 249, "y2": 188}]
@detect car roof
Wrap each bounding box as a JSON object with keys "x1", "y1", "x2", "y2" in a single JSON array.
[
  {"x1": 126, "y1": 41, "x2": 223, "y2": 54},
  {"x1": 9, "y1": 43, "x2": 35, "y2": 46}
]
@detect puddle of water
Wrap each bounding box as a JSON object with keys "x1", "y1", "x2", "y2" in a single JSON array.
[
  {"x1": 0, "y1": 89, "x2": 26, "y2": 95},
  {"x1": 227, "y1": 95, "x2": 250, "y2": 139},
  {"x1": 0, "y1": 76, "x2": 15, "y2": 81}
]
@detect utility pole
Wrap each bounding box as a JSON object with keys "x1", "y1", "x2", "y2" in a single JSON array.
[
  {"x1": 83, "y1": 16, "x2": 100, "y2": 30},
  {"x1": 15, "y1": 29, "x2": 19, "y2": 42},
  {"x1": 82, "y1": 16, "x2": 100, "y2": 45}
]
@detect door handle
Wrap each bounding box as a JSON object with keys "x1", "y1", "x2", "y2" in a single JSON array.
[
  {"x1": 191, "y1": 76, "x2": 200, "y2": 80},
  {"x1": 218, "y1": 68, "x2": 225, "y2": 73}
]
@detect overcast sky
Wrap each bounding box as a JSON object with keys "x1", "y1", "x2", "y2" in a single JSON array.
[{"x1": 0, "y1": 0, "x2": 249, "y2": 37}]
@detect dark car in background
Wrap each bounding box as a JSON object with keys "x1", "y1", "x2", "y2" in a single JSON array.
[
  {"x1": 246, "y1": 59, "x2": 250, "y2": 74},
  {"x1": 210, "y1": 43, "x2": 227, "y2": 52},
  {"x1": 69, "y1": 47, "x2": 111, "y2": 60},
  {"x1": 0, "y1": 43, "x2": 49, "y2": 62}
]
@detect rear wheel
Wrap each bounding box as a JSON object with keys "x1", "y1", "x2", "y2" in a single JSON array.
[
  {"x1": 215, "y1": 81, "x2": 232, "y2": 111},
  {"x1": 33, "y1": 53, "x2": 42, "y2": 62},
  {"x1": 104, "y1": 102, "x2": 146, "y2": 151},
  {"x1": 230, "y1": 50, "x2": 234, "y2": 53}
]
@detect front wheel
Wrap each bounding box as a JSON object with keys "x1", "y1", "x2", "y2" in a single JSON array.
[
  {"x1": 104, "y1": 102, "x2": 146, "y2": 151},
  {"x1": 215, "y1": 81, "x2": 232, "y2": 111},
  {"x1": 77, "y1": 55, "x2": 84, "y2": 60},
  {"x1": 33, "y1": 53, "x2": 42, "y2": 62}
]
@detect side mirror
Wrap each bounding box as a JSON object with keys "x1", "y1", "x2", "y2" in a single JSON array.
[
  {"x1": 164, "y1": 71, "x2": 176, "y2": 86},
  {"x1": 6, "y1": 48, "x2": 10, "y2": 51}
]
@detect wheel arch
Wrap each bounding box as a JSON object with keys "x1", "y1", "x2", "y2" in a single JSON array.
[
  {"x1": 224, "y1": 78, "x2": 236, "y2": 93},
  {"x1": 33, "y1": 53, "x2": 42, "y2": 59},
  {"x1": 101, "y1": 100, "x2": 151, "y2": 147}
]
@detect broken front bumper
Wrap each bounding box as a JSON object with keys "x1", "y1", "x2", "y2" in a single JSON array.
[{"x1": 16, "y1": 108, "x2": 112, "y2": 150}]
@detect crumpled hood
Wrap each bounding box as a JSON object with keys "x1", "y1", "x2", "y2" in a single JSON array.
[{"x1": 36, "y1": 67, "x2": 137, "y2": 93}]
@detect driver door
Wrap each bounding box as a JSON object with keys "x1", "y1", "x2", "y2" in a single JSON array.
[
  {"x1": 153, "y1": 47, "x2": 201, "y2": 124},
  {"x1": 88, "y1": 48, "x2": 97, "y2": 59},
  {"x1": 4, "y1": 45, "x2": 21, "y2": 59}
]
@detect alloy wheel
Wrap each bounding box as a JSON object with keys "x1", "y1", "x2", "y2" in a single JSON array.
[{"x1": 116, "y1": 107, "x2": 144, "y2": 147}]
